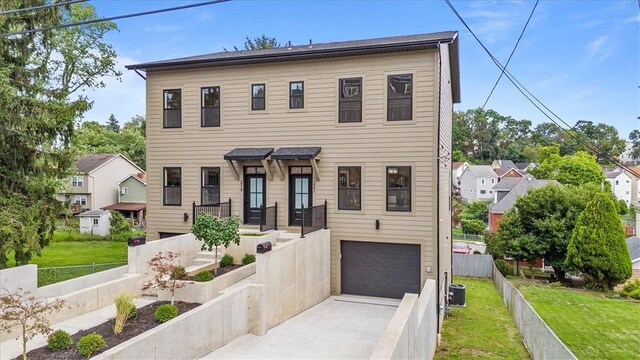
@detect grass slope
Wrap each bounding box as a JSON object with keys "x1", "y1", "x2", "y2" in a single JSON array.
[
  {"x1": 7, "y1": 241, "x2": 127, "y2": 268},
  {"x1": 519, "y1": 285, "x2": 640, "y2": 360},
  {"x1": 435, "y1": 277, "x2": 529, "y2": 359}
]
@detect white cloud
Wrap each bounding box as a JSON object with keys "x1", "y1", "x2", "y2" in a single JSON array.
[{"x1": 586, "y1": 35, "x2": 612, "y2": 64}]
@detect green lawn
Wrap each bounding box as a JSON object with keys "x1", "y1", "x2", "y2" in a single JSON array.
[
  {"x1": 435, "y1": 277, "x2": 529, "y2": 360},
  {"x1": 518, "y1": 285, "x2": 640, "y2": 360},
  {"x1": 7, "y1": 241, "x2": 128, "y2": 268}
]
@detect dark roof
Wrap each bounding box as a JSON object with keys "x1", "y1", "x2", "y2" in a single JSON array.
[
  {"x1": 126, "y1": 32, "x2": 461, "y2": 103},
  {"x1": 75, "y1": 154, "x2": 118, "y2": 173},
  {"x1": 492, "y1": 177, "x2": 523, "y2": 191},
  {"x1": 271, "y1": 147, "x2": 322, "y2": 160},
  {"x1": 515, "y1": 162, "x2": 533, "y2": 170},
  {"x1": 223, "y1": 148, "x2": 274, "y2": 161},
  {"x1": 494, "y1": 160, "x2": 517, "y2": 170},
  {"x1": 102, "y1": 202, "x2": 146, "y2": 212},
  {"x1": 489, "y1": 175, "x2": 559, "y2": 214},
  {"x1": 627, "y1": 236, "x2": 640, "y2": 261}
]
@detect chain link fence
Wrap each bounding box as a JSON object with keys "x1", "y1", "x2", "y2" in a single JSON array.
[{"x1": 37, "y1": 262, "x2": 127, "y2": 287}]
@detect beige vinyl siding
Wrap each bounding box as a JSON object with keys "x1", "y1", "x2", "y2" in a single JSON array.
[{"x1": 145, "y1": 50, "x2": 446, "y2": 294}]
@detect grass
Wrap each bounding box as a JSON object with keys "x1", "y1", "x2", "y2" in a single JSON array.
[
  {"x1": 6, "y1": 241, "x2": 128, "y2": 268},
  {"x1": 240, "y1": 232, "x2": 266, "y2": 236},
  {"x1": 517, "y1": 284, "x2": 640, "y2": 360},
  {"x1": 435, "y1": 277, "x2": 529, "y2": 360}
]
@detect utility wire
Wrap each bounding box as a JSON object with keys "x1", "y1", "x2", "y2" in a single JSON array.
[
  {"x1": 0, "y1": 0, "x2": 86, "y2": 16},
  {"x1": 1, "y1": 0, "x2": 231, "y2": 37},
  {"x1": 482, "y1": 0, "x2": 538, "y2": 109},
  {"x1": 444, "y1": 0, "x2": 634, "y2": 173}
]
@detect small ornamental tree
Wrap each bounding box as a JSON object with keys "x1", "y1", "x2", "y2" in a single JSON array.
[
  {"x1": 566, "y1": 193, "x2": 632, "y2": 290},
  {"x1": 141, "y1": 252, "x2": 187, "y2": 305},
  {"x1": 191, "y1": 214, "x2": 241, "y2": 274},
  {"x1": 0, "y1": 288, "x2": 66, "y2": 360}
]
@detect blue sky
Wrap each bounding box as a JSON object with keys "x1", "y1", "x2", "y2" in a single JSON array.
[{"x1": 84, "y1": 0, "x2": 639, "y2": 138}]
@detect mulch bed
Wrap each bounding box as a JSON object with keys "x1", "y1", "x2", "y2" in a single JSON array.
[
  {"x1": 19, "y1": 301, "x2": 199, "y2": 360},
  {"x1": 187, "y1": 264, "x2": 245, "y2": 280}
]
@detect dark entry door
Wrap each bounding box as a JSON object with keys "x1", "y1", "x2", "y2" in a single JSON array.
[
  {"x1": 341, "y1": 241, "x2": 421, "y2": 299},
  {"x1": 244, "y1": 173, "x2": 266, "y2": 225},
  {"x1": 289, "y1": 170, "x2": 312, "y2": 226}
]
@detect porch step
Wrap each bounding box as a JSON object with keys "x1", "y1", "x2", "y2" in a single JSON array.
[
  {"x1": 195, "y1": 251, "x2": 218, "y2": 260},
  {"x1": 185, "y1": 259, "x2": 217, "y2": 276}
]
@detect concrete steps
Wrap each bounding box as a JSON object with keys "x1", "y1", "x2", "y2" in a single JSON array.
[{"x1": 185, "y1": 251, "x2": 219, "y2": 275}]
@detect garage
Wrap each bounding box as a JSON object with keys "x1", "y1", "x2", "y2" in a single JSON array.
[{"x1": 340, "y1": 241, "x2": 421, "y2": 299}]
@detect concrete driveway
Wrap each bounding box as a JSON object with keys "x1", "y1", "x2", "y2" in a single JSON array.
[{"x1": 200, "y1": 296, "x2": 399, "y2": 359}]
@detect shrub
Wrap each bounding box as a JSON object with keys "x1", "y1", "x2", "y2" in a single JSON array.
[
  {"x1": 566, "y1": 193, "x2": 632, "y2": 290},
  {"x1": 154, "y1": 304, "x2": 178, "y2": 323},
  {"x1": 113, "y1": 292, "x2": 136, "y2": 335},
  {"x1": 473, "y1": 250, "x2": 482, "y2": 255},
  {"x1": 193, "y1": 271, "x2": 214, "y2": 282},
  {"x1": 170, "y1": 265, "x2": 188, "y2": 280},
  {"x1": 495, "y1": 259, "x2": 513, "y2": 277},
  {"x1": 619, "y1": 279, "x2": 640, "y2": 300},
  {"x1": 242, "y1": 253, "x2": 256, "y2": 265},
  {"x1": 48, "y1": 329, "x2": 72, "y2": 351},
  {"x1": 617, "y1": 199, "x2": 628, "y2": 215},
  {"x1": 461, "y1": 218, "x2": 485, "y2": 235},
  {"x1": 109, "y1": 210, "x2": 133, "y2": 242},
  {"x1": 76, "y1": 333, "x2": 105, "y2": 358},
  {"x1": 220, "y1": 254, "x2": 234, "y2": 267}
]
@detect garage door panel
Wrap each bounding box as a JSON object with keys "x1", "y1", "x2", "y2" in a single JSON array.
[{"x1": 341, "y1": 241, "x2": 420, "y2": 299}]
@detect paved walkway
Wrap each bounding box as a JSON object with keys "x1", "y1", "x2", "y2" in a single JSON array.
[
  {"x1": 0, "y1": 298, "x2": 154, "y2": 360},
  {"x1": 200, "y1": 296, "x2": 398, "y2": 359}
]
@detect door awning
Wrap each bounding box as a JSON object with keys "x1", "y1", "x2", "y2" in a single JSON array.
[
  {"x1": 223, "y1": 148, "x2": 274, "y2": 161},
  {"x1": 271, "y1": 147, "x2": 321, "y2": 160}
]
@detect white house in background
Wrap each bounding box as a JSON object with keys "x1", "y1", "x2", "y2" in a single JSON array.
[
  {"x1": 620, "y1": 141, "x2": 639, "y2": 165},
  {"x1": 458, "y1": 165, "x2": 498, "y2": 202},
  {"x1": 78, "y1": 210, "x2": 111, "y2": 236},
  {"x1": 605, "y1": 170, "x2": 633, "y2": 205},
  {"x1": 452, "y1": 162, "x2": 469, "y2": 185}
]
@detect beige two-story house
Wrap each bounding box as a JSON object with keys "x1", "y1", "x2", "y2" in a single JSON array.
[{"x1": 127, "y1": 32, "x2": 460, "y2": 318}]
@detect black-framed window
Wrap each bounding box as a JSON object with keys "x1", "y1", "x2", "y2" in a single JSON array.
[
  {"x1": 289, "y1": 81, "x2": 304, "y2": 109},
  {"x1": 252, "y1": 84, "x2": 265, "y2": 110},
  {"x1": 339, "y1": 77, "x2": 362, "y2": 123},
  {"x1": 387, "y1": 74, "x2": 412, "y2": 121},
  {"x1": 163, "y1": 167, "x2": 181, "y2": 206},
  {"x1": 201, "y1": 87, "x2": 220, "y2": 127},
  {"x1": 163, "y1": 89, "x2": 181, "y2": 128},
  {"x1": 386, "y1": 166, "x2": 411, "y2": 212},
  {"x1": 201, "y1": 167, "x2": 220, "y2": 205},
  {"x1": 338, "y1": 167, "x2": 361, "y2": 210}
]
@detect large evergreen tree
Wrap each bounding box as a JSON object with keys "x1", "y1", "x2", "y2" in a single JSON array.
[
  {"x1": 0, "y1": 1, "x2": 119, "y2": 267},
  {"x1": 106, "y1": 114, "x2": 119, "y2": 132},
  {"x1": 566, "y1": 193, "x2": 632, "y2": 290}
]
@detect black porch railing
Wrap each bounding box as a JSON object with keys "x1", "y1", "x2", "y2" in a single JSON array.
[
  {"x1": 192, "y1": 199, "x2": 231, "y2": 224},
  {"x1": 301, "y1": 200, "x2": 327, "y2": 238},
  {"x1": 259, "y1": 202, "x2": 278, "y2": 232}
]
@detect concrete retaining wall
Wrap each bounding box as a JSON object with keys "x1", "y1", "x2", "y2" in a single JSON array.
[
  {"x1": 492, "y1": 264, "x2": 577, "y2": 360},
  {"x1": 370, "y1": 279, "x2": 438, "y2": 360},
  {"x1": 453, "y1": 253, "x2": 493, "y2": 277},
  {"x1": 0, "y1": 265, "x2": 37, "y2": 295},
  {"x1": 36, "y1": 265, "x2": 128, "y2": 298},
  {"x1": 226, "y1": 232, "x2": 277, "y2": 263},
  {"x1": 158, "y1": 263, "x2": 256, "y2": 303},
  {"x1": 128, "y1": 234, "x2": 200, "y2": 274}
]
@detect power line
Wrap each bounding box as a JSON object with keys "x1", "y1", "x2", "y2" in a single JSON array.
[
  {"x1": 1, "y1": 0, "x2": 231, "y2": 37},
  {"x1": 444, "y1": 0, "x2": 634, "y2": 173},
  {"x1": 0, "y1": 0, "x2": 86, "y2": 16},
  {"x1": 482, "y1": 0, "x2": 538, "y2": 109}
]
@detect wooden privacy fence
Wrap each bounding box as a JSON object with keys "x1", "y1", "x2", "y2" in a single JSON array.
[{"x1": 452, "y1": 253, "x2": 493, "y2": 277}]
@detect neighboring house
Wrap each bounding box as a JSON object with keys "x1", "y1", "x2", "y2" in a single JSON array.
[
  {"x1": 495, "y1": 167, "x2": 523, "y2": 179},
  {"x1": 126, "y1": 30, "x2": 461, "y2": 318},
  {"x1": 605, "y1": 170, "x2": 633, "y2": 205},
  {"x1": 58, "y1": 154, "x2": 145, "y2": 212},
  {"x1": 488, "y1": 174, "x2": 557, "y2": 233},
  {"x1": 452, "y1": 161, "x2": 469, "y2": 185},
  {"x1": 458, "y1": 165, "x2": 498, "y2": 202},
  {"x1": 78, "y1": 210, "x2": 111, "y2": 236},
  {"x1": 626, "y1": 236, "x2": 640, "y2": 283},
  {"x1": 491, "y1": 159, "x2": 517, "y2": 170},
  {"x1": 515, "y1": 162, "x2": 536, "y2": 172},
  {"x1": 620, "y1": 141, "x2": 639, "y2": 165},
  {"x1": 102, "y1": 173, "x2": 147, "y2": 224}
]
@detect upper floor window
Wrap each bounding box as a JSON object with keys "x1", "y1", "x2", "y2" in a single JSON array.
[
  {"x1": 74, "y1": 195, "x2": 87, "y2": 206},
  {"x1": 202, "y1": 87, "x2": 221, "y2": 127},
  {"x1": 339, "y1": 77, "x2": 362, "y2": 123},
  {"x1": 615, "y1": 180, "x2": 619, "y2": 185},
  {"x1": 163, "y1": 167, "x2": 181, "y2": 206},
  {"x1": 289, "y1": 81, "x2": 304, "y2": 109},
  {"x1": 252, "y1": 84, "x2": 266, "y2": 110},
  {"x1": 201, "y1": 167, "x2": 220, "y2": 205},
  {"x1": 481, "y1": 178, "x2": 485, "y2": 185},
  {"x1": 387, "y1": 74, "x2": 412, "y2": 121},
  {"x1": 387, "y1": 166, "x2": 411, "y2": 212},
  {"x1": 491, "y1": 178, "x2": 495, "y2": 184},
  {"x1": 163, "y1": 89, "x2": 181, "y2": 128},
  {"x1": 72, "y1": 176, "x2": 83, "y2": 187},
  {"x1": 338, "y1": 167, "x2": 361, "y2": 210}
]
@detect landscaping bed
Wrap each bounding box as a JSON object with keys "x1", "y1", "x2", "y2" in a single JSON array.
[
  {"x1": 18, "y1": 301, "x2": 199, "y2": 360},
  {"x1": 189, "y1": 264, "x2": 245, "y2": 280}
]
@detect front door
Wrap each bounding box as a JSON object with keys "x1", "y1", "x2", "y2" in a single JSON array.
[
  {"x1": 289, "y1": 166, "x2": 313, "y2": 226},
  {"x1": 244, "y1": 171, "x2": 266, "y2": 225}
]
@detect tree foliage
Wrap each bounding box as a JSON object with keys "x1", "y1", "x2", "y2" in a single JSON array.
[
  {"x1": 106, "y1": 114, "x2": 119, "y2": 133},
  {"x1": 0, "y1": 1, "x2": 119, "y2": 267},
  {"x1": 225, "y1": 34, "x2": 280, "y2": 51},
  {"x1": 566, "y1": 193, "x2": 632, "y2": 290},
  {"x1": 630, "y1": 129, "x2": 640, "y2": 159},
  {"x1": 461, "y1": 218, "x2": 485, "y2": 235},
  {"x1": 109, "y1": 211, "x2": 132, "y2": 242},
  {"x1": 191, "y1": 215, "x2": 241, "y2": 274},
  {"x1": 530, "y1": 148, "x2": 604, "y2": 186},
  {"x1": 141, "y1": 252, "x2": 187, "y2": 305},
  {"x1": 465, "y1": 201, "x2": 490, "y2": 223}
]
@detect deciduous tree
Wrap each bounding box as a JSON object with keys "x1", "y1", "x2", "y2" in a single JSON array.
[
  {"x1": 191, "y1": 215, "x2": 241, "y2": 274},
  {"x1": 141, "y1": 252, "x2": 187, "y2": 305}
]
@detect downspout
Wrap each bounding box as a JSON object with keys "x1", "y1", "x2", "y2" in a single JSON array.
[{"x1": 436, "y1": 42, "x2": 442, "y2": 331}]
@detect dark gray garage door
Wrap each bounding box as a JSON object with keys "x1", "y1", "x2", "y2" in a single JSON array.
[{"x1": 341, "y1": 241, "x2": 421, "y2": 299}]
